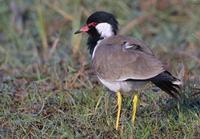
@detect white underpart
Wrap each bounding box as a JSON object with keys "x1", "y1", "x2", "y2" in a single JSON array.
[
  {"x1": 95, "y1": 23, "x2": 114, "y2": 38},
  {"x1": 98, "y1": 76, "x2": 121, "y2": 92},
  {"x1": 97, "y1": 75, "x2": 147, "y2": 92}
]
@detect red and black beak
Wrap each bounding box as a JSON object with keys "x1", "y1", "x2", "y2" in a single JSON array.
[
  {"x1": 74, "y1": 22, "x2": 97, "y2": 34},
  {"x1": 74, "y1": 24, "x2": 89, "y2": 34}
]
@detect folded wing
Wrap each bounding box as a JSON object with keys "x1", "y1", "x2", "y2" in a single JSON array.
[{"x1": 92, "y1": 35, "x2": 165, "y2": 81}]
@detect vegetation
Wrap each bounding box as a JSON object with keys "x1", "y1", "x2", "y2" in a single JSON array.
[{"x1": 0, "y1": 0, "x2": 200, "y2": 138}]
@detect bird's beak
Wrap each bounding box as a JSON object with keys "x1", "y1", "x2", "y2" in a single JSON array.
[{"x1": 74, "y1": 24, "x2": 89, "y2": 34}]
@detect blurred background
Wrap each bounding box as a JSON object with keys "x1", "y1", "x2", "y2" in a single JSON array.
[
  {"x1": 0, "y1": 0, "x2": 200, "y2": 138},
  {"x1": 0, "y1": 0, "x2": 200, "y2": 75}
]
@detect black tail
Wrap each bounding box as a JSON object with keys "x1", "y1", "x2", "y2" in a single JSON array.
[{"x1": 150, "y1": 71, "x2": 182, "y2": 99}]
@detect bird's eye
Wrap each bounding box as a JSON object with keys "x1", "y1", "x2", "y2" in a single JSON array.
[{"x1": 88, "y1": 22, "x2": 97, "y2": 27}]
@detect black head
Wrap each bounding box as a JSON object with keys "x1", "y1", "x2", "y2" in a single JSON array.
[
  {"x1": 86, "y1": 11, "x2": 118, "y2": 35},
  {"x1": 74, "y1": 11, "x2": 118, "y2": 55},
  {"x1": 75, "y1": 11, "x2": 118, "y2": 36}
]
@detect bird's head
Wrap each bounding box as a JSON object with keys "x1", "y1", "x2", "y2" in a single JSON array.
[{"x1": 75, "y1": 11, "x2": 118, "y2": 38}]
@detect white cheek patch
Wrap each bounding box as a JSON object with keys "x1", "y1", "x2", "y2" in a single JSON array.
[{"x1": 95, "y1": 23, "x2": 114, "y2": 38}]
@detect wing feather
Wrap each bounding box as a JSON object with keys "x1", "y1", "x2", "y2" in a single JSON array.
[{"x1": 92, "y1": 35, "x2": 165, "y2": 81}]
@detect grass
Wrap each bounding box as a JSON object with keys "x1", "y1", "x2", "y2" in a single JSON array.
[{"x1": 0, "y1": 0, "x2": 200, "y2": 138}]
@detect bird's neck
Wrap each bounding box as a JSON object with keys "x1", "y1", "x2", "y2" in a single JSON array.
[
  {"x1": 87, "y1": 23, "x2": 116, "y2": 56},
  {"x1": 87, "y1": 35, "x2": 103, "y2": 55}
]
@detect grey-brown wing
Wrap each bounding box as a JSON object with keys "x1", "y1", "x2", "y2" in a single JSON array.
[{"x1": 92, "y1": 35, "x2": 165, "y2": 81}]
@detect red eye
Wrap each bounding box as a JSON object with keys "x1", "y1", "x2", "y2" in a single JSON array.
[{"x1": 88, "y1": 22, "x2": 97, "y2": 27}]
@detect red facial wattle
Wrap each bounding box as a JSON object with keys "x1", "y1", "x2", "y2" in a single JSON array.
[
  {"x1": 80, "y1": 25, "x2": 89, "y2": 32},
  {"x1": 74, "y1": 22, "x2": 97, "y2": 34}
]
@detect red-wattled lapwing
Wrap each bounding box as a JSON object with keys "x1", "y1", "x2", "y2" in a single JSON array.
[{"x1": 74, "y1": 11, "x2": 182, "y2": 130}]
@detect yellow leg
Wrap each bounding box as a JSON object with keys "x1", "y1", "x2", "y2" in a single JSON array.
[
  {"x1": 115, "y1": 91, "x2": 122, "y2": 130},
  {"x1": 132, "y1": 95, "x2": 138, "y2": 125}
]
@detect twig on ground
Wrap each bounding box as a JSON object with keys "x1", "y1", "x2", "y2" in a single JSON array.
[
  {"x1": 175, "y1": 51, "x2": 200, "y2": 66},
  {"x1": 48, "y1": 38, "x2": 59, "y2": 59}
]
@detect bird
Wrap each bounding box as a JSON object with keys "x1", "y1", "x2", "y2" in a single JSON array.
[{"x1": 74, "y1": 11, "x2": 182, "y2": 130}]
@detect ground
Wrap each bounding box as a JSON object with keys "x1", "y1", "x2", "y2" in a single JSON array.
[{"x1": 0, "y1": 0, "x2": 200, "y2": 138}]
